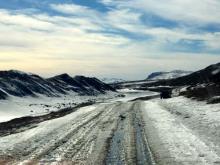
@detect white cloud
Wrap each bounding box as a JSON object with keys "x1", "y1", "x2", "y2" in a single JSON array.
[
  {"x1": 50, "y1": 3, "x2": 99, "y2": 18},
  {"x1": 138, "y1": 0, "x2": 220, "y2": 25},
  {"x1": 100, "y1": 0, "x2": 220, "y2": 25},
  {"x1": 0, "y1": 9, "x2": 53, "y2": 30},
  {"x1": 49, "y1": 3, "x2": 220, "y2": 49},
  {"x1": 0, "y1": 2, "x2": 220, "y2": 79}
]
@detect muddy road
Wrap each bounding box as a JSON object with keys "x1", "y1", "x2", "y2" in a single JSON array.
[{"x1": 0, "y1": 100, "x2": 155, "y2": 165}]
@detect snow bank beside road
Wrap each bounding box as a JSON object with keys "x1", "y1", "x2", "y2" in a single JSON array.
[
  {"x1": 142, "y1": 100, "x2": 220, "y2": 164},
  {"x1": 159, "y1": 96, "x2": 220, "y2": 158}
]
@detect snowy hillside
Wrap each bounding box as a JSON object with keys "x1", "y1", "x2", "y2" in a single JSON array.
[
  {"x1": 48, "y1": 74, "x2": 115, "y2": 95},
  {"x1": 133, "y1": 63, "x2": 220, "y2": 102},
  {"x1": 0, "y1": 70, "x2": 116, "y2": 100},
  {"x1": 0, "y1": 70, "x2": 117, "y2": 122},
  {"x1": 147, "y1": 70, "x2": 192, "y2": 80}
]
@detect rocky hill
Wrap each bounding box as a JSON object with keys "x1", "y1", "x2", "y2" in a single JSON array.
[
  {"x1": 143, "y1": 63, "x2": 220, "y2": 101},
  {"x1": 0, "y1": 70, "x2": 115, "y2": 99}
]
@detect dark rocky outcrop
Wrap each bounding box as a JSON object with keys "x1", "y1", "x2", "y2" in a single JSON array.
[{"x1": 0, "y1": 70, "x2": 116, "y2": 99}]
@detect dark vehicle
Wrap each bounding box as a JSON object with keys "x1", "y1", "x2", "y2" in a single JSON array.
[{"x1": 160, "y1": 90, "x2": 172, "y2": 99}]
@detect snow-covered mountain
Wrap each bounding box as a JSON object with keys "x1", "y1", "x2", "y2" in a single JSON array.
[
  {"x1": 48, "y1": 74, "x2": 115, "y2": 95},
  {"x1": 0, "y1": 70, "x2": 115, "y2": 100},
  {"x1": 101, "y1": 78, "x2": 125, "y2": 84},
  {"x1": 147, "y1": 70, "x2": 192, "y2": 80},
  {"x1": 142, "y1": 63, "x2": 220, "y2": 101}
]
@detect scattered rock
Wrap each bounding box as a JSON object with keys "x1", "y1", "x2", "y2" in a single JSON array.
[{"x1": 119, "y1": 115, "x2": 126, "y2": 120}]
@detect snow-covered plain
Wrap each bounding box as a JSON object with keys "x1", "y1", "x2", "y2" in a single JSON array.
[
  {"x1": 0, "y1": 89, "x2": 157, "y2": 123},
  {"x1": 0, "y1": 92, "x2": 117, "y2": 123}
]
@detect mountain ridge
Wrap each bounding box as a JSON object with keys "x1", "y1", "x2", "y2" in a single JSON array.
[
  {"x1": 141, "y1": 62, "x2": 220, "y2": 101},
  {"x1": 0, "y1": 70, "x2": 115, "y2": 100},
  {"x1": 147, "y1": 70, "x2": 192, "y2": 80}
]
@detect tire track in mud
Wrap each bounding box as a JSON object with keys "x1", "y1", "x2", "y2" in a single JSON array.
[
  {"x1": 32, "y1": 112, "x2": 103, "y2": 162},
  {"x1": 18, "y1": 104, "x2": 114, "y2": 164},
  {"x1": 37, "y1": 102, "x2": 136, "y2": 164},
  {"x1": 42, "y1": 103, "x2": 120, "y2": 164},
  {"x1": 105, "y1": 101, "x2": 155, "y2": 165},
  {"x1": 87, "y1": 102, "x2": 132, "y2": 165},
  {"x1": 105, "y1": 103, "x2": 135, "y2": 165},
  {"x1": 132, "y1": 102, "x2": 155, "y2": 165}
]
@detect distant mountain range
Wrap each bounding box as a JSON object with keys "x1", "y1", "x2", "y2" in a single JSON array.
[
  {"x1": 112, "y1": 62, "x2": 220, "y2": 102},
  {"x1": 145, "y1": 63, "x2": 220, "y2": 86},
  {"x1": 0, "y1": 70, "x2": 115, "y2": 100},
  {"x1": 147, "y1": 70, "x2": 192, "y2": 80},
  {"x1": 101, "y1": 78, "x2": 125, "y2": 84},
  {"x1": 143, "y1": 63, "x2": 220, "y2": 101}
]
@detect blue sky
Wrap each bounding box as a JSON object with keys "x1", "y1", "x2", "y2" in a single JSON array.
[{"x1": 0, "y1": 0, "x2": 220, "y2": 79}]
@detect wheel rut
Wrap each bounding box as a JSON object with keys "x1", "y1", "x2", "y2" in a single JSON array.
[{"x1": 105, "y1": 101, "x2": 155, "y2": 165}]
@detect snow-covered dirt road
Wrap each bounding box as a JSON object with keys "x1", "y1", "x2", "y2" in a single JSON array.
[
  {"x1": 0, "y1": 95, "x2": 220, "y2": 165},
  {"x1": 0, "y1": 100, "x2": 155, "y2": 165}
]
